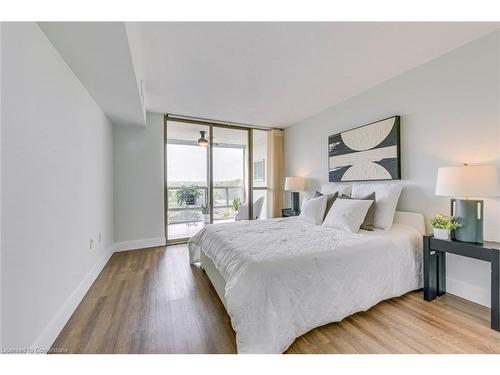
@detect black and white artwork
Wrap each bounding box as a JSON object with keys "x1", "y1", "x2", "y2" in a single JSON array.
[{"x1": 328, "y1": 116, "x2": 400, "y2": 182}]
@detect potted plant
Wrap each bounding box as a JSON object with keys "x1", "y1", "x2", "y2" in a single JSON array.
[
  {"x1": 431, "y1": 213, "x2": 461, "y2": 240},
  {"x1": 232, "y1": 197, "x2": 242, "y2": 211},
  {"x1": 174, "y1": 185, "x2": 202, "y2": 206},
  {"x1": 201, "y1": 204, "x2": 210, "y2": 224}
]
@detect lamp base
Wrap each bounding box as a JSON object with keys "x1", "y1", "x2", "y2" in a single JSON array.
[
  {"x1": 451, "y1": 199, "x2": 483, "y2": 243},
  {"x1": 291, "y1": 192, "x2": 300, "y2": 213}
]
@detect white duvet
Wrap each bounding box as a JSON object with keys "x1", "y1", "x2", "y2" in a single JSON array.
[{"x1": 188, "y1": 217, "x2": 422, "y2": 353}]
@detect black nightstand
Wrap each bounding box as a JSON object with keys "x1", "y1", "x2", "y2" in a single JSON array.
[
  {"x1": 282, "y1": 208, "x2": 300, "y2": 217},
  {"x1": 423, "y1": 235, "x2": 500, "y2": 331}
]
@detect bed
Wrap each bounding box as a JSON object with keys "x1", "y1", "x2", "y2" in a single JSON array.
[{"x1": 188, "y1": 210, "x2": 425, "y2": 354}]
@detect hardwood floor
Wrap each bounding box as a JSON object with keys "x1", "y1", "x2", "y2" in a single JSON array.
[{"x1": 51, "y1": 245, "x2": 500, "y2": 354}]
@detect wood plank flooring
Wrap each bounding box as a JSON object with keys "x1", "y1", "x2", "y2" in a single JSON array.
[{"x1": 51, "y1": 244, "x2": 500, "y2": 354}]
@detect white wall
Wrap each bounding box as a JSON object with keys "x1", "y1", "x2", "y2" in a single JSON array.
[
  {"x1": 1, "y1": 23, "x2": 114, "y2": 349},
  {"x1": 284, "y1": 30, "x2": 500, "y2": 307},
  {"x1": 113, "y1": 112, "x2": 165, "y2": 250},
  {"x1": 0, "y1": 21, "x2": 3, "y2": 348}
]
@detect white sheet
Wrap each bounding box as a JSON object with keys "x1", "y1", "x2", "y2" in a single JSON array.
[{"x1": 188, "y1": 217, "x2": 422, "y2": 353}]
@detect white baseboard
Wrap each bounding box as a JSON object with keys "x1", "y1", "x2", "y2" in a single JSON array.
[
  {"x1": 446, "y1": 276, "x2": 490, "y2": 308},
  {"x1": 29, "y1": 237, "x2": 166, "y2": 352},
  {"x1": 113, "y1": 237, "x2": 166, "y2": 252},
  {"x1": 31, "y1": 245, "x2": 114, "y2": 352}
]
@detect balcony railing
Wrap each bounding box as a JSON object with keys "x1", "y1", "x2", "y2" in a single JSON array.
[{"x1": 167, "y1": 185, "x2": 244, "y2": 224}]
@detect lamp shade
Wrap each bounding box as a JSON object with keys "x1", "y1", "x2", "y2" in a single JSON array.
[
  {"x1": 435, "y1": 165, "x2": 500, "y2": 198},
  {"x1": 284, "y1": 176, "x2": 306, "y2": 191}
]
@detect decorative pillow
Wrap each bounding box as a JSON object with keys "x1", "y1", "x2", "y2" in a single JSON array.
[
  {"x1": 322, "y1": 198, "x2": 374, "y2": 233},
  {"x1": 319, "y1": 183, "x2": 352, "y2": 197},
  {"x1": 340, "y1": 192, "x2": 375, "y2": 231},
  {"x1": 299, "y1": 195, "x2": 328, "y2": 225},
  {"x1": 314, "y1": 191, "x2": 339, "y2": 220},
  {"x1": 351, "y1": 183, "x2": 403, "y2": 230}
]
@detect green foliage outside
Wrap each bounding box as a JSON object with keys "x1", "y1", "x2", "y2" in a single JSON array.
[{"x1": 173, "y1": 185, "x2": 202, "y2": 206}]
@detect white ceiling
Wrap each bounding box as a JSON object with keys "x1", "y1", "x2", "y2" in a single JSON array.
[
  {"x1": 39, "y1": 22, "x2": 146, "y2": 127},
  {"x1": 136, "y1": 22, "x2": 499, "y2": 127}
]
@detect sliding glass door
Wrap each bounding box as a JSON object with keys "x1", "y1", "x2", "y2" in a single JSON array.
[
  {"x1": 212, "y1": 126, "x2": 250, "y2": 222},
  {"x1": 166, "y1": 121, "x2": 210, "y2": 242},
  {"x1": 165, "y1": 118, "x2": 262, "y2": 243}
]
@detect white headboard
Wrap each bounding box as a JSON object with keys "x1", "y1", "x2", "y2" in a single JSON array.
[{"x1": 393, "y1": 211, "x2": 426, "y2": 235}]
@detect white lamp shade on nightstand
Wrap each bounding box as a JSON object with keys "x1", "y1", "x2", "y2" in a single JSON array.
[
  {"x1": 435, "y1": 165, "x2": 500, "y2": 198},
  {"x1": 284, "y1": 176, "x2": 306, "y2": 191}
]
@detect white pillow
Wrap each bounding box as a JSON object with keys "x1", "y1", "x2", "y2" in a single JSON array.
[
  {"x1": 322, "y1": 198, "x2": 374, "y2": 233},
  {"x1": 320, "y1": 183, "x2": 352, "y2": 197},
  {"x1": 299, "y1": 195, "x2": 327, "y2": 225},
  {"x1": 351, "y1": 183, "x2": 403, "y2": 230}
]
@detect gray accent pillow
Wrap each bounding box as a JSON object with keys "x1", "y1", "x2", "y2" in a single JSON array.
[
  {"x1": 314, "y1": 190, "x2": 339, "y2": 220},
  {"x1": 340, "y1": 192, "x2": 376, "y2": 231}
]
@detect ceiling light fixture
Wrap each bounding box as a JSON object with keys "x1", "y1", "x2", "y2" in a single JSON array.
[{"x1": 197, "y1": 130, "x2": 209, "y2": 147}]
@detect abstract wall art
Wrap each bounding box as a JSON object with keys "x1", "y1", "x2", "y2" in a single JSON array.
[{"x1": 328, "y1": 116, "x2": 401, "y2": 182}]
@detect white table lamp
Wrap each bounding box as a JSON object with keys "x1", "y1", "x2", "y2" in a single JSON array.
[
  {"x1": 285, "y1": 176, "x2": 306, "y2": 212},
  {"x1": 435, "y1": 164, "x2": 499, "y2": 243}
]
